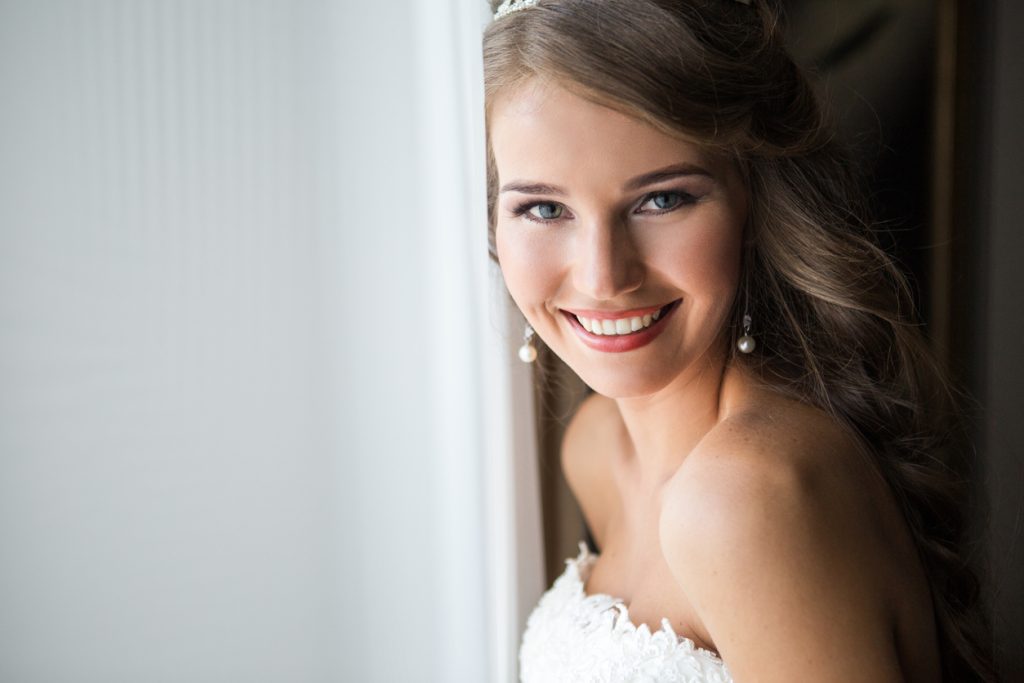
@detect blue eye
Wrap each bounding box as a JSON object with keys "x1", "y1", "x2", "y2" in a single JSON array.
[
  {"x1": 532, "y1": 203, "x2": 563, "y2": 220},
  {"x1": 514, "y1": 201, "x2": 565, "y2": 222},
  {"x1": 638, "y1": 191, "x2": 695, "y2": 213}
]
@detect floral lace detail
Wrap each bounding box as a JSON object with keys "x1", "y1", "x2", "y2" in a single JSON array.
[{"x1": 519, "y1": 542, "x2": 733, "y2": 683}]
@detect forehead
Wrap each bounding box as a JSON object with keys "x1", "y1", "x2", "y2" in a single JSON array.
[{"x1": 489, "y1": 80, "x2": 719, "y2": 184}]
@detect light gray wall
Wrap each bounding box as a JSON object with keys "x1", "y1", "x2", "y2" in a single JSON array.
[{"x1": 0, "y1": 1, "x2": 491, "y2": 681}]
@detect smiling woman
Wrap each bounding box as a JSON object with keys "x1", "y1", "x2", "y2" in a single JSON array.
[{"x1": 482, "y1": 0, "x2": 997, "y2": 682}]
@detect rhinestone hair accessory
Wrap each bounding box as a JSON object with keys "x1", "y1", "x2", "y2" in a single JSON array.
[
  {"x1": 494, "y1": 0, "x2": 751, "y2": 20},
  {"x1": 494, "y1": 0, "x2": 539, "y2": 19}
]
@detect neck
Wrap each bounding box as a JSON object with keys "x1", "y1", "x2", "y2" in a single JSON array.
[{"x1": 613, "y1": 343, "x2": 739, "y2": 488}]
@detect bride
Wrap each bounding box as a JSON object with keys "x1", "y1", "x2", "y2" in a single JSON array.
[{"x1": 482, "y1": 0, "x2": 997, "y2": 681}]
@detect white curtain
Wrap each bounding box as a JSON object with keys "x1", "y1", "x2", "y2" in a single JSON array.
[{"x1": 0, "y1": 1, "x2": 544, "y2": 680}]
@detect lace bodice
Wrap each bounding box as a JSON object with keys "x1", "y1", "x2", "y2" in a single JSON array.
[{"x1": 519, "y1": 542, "x2": 733, "y2": 683}]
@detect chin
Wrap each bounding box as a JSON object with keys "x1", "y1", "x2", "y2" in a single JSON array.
[
  {"x1": 563, "y1": 358, "x2": 679, "y2": 399},
  {"x1": 553, "y1": 333, "x2": 727, "y2": 399}
]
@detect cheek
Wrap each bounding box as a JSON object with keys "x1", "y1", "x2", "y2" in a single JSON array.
[
  {"x1": 649, "y1": 222, "x2": 743, "y2": 297},
  {"x1": 693, "y1": 231, "x2": 742, "y2": 289},
  {"x1": 495, "y1": 223, "x2": 564, "y2": 308}
]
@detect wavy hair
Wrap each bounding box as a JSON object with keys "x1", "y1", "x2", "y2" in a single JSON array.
[{"x1": 483, "y1": 0, "x2": 996, "y2": 679}]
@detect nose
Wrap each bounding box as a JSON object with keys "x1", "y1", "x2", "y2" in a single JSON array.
[{"x1": 572, "y1": 215, "x2": 645, "y2": 301}]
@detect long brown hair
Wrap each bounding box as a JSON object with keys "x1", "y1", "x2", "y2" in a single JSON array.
[{"x1": 483, "y1": 0, "x2": 996, "y2": 679}]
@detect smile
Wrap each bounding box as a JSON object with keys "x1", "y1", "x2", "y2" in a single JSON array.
[
  {"x1": 574, "y1": 310, "x2": 661, "y2": 336},
  {"x1": 561, "y1": 300, "x2": 681, "y2": 353}
]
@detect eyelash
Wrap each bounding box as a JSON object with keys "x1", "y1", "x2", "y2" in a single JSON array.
[{"x1": 510, "y1": 190, "x2": 699, "y2": 224}]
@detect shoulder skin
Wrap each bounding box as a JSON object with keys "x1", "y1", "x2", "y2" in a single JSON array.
[{"x1": 658, "y1": 407, "x2": 907, "y2": 682}]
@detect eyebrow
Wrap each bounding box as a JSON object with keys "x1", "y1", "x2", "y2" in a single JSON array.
[{"x1": 498, "y1": 162, "x2": 713, "y2": 196}]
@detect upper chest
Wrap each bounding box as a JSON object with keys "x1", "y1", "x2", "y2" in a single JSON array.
[{"x1": 582, "y1": 478, "x2": 718, "y2": 652}]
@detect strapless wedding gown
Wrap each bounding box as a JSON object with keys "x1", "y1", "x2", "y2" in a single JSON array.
[{"x1": 519, "y1": 542, "x2": 733, "y2": 683}]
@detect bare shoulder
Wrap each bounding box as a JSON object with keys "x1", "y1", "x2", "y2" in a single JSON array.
[
  {"x1": 560, "y1": 392, "x2": 624, "y2": 548},
  {"x1": 659, "y1": 396, "x2": 907, "y2": 681},
  {"x1": 660, "y1": 398, "x2": 880, "y2": 571},
  {"x1": 662, "y1": 397, "x2": 879, "y2": 537}
]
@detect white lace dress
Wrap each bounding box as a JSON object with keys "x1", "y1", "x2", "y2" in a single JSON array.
[{"x1": 519, "y1": 542, "x2": 733, "y2": 683}]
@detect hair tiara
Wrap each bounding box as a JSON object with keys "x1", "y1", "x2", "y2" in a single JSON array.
[{"x1": 494, "y1": 0, "x2": 752, "y2": 21}]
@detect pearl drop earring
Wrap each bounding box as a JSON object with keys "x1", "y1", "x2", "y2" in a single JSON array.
[
  {"x1": 519, "y1": 323, "x2": 537, "y2": 363},
  {"x1": 737, "y1": 313, "x2": 756, "y2": 354}
]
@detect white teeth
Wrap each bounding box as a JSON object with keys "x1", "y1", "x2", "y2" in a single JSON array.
[
  {"x1": 575, "y1": 311, "x2": 661, "y2": 336},
  {"x1": 652, "y1": 309, "x2": 662, "y2": 321}
]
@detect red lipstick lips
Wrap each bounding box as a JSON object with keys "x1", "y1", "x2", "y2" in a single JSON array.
[
  {"x1": 562, "y1": 302, "x2": 665, "y2": 320},
  {"x1": 562, "y1": 299, "x2": 681, "y2": 353}
]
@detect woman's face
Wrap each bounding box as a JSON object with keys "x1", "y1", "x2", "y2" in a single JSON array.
[{"x1": 491, "y1": 81, "x2": 749, "y2": 398}]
